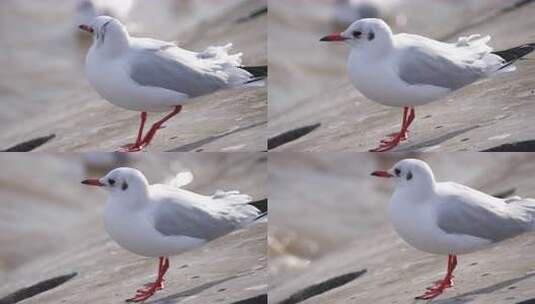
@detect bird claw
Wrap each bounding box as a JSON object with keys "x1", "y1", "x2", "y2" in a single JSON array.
[
  {"x1": 116, "y1": 143, "x2": 146, "y2": 153},
  {"x1": 126, "y1": 288, "x2": 157, "y2": 302},
  {"x1": 125, "y1": 291, "x2": 155, "y2": 303},
  {"x1": 126, "y1": 279, "x2": 165, "y2": 302},
  {"x1": 425, "y1": 278, "x2": 453, "y2": 291},
  {"x1": 370, "y1": 131, "x2": 408, "y2": 152},
  {"x1": 415, "y1": 278, "x2": 453, "y2": 300},
  {"x1": 415, "y1": 291, "x2": 442, "y2": 300},
  {"x1": 136, "y1": 281, "x2": 164, "y2": 293},
  {"x1": 381, "y1": 131, "x2": 409, "y2": 143},
  {"x1": 369, "y1": 141, "x2": 399, "y2": 152}
]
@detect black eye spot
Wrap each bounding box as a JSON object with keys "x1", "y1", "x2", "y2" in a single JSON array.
[
  {"x1": 121, "y1": 182, "x2": 128, "y2": 191},
  {"x1": 368, "y1": 31, "x2": 375, "y2": 41},
  {"x1": 108, "y1": 179, "x2": 115, "y2": 186},
  {"x1": 394, "y1": 168, "x2": 401, "y2": 177},
  {"x1": 352, "y1": 30, "x2": 362, "y2": 38},
  {"x1": 406, "y1": 171, "x2": 413, "y2": 181}
]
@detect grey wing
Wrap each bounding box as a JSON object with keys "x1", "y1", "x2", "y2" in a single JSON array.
[
  {"x1": 130, "y1": 47, "x2": 228, "y2": 97},
  {"x1": 436, "y1": 186, "x2": 531, "y2": 242},
  {"x1": 154, "y1": 201, "x2": 237, "y2": 240},
  {"x1": 398, "y1": 46, "x2": 483, "y2": 90}
]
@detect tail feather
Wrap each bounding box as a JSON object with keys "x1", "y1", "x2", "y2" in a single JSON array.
[
  {"x1": 242, "y1": 199, "x2": 267, "y2": 227},
  {"x1": 505, "y1": 197, "x2": 535, "y2": 230},
  {"x1": 255, "y1": 212, "x2": 267, "y2": 221},
  {"x1": 240, "y1": 65, "x2": 268, "y2": 78},
  {"x1": 211, "y1": 190, "x2": 251, "y2": 205},
  {"x1": 493, "y1": 43, "x2": 535, "y2": 68},
  {"x1": 248, "y1": 198, "x2": 267, "y2": 213}
]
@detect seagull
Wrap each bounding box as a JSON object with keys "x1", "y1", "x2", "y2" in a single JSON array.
[
  {"x1": 79, "y1": 16, "x2": 267, "y2": 152},
  {"x1": 371, "y1": 158, "x2": 535, "y2": 300},
  {"x1": 320, "y1": 18, "x2": 535, "y2": 152},
  {"x1": 81, "y1": 167, "x2": 264, "y2": 302}
]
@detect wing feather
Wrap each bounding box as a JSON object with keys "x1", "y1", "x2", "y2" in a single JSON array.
[
  {"x1": 130, "y1": 46, "x2": 228, "y2": 97},
  {"x1": 151, "y1": 186, "x2": 259, "y2": 240},
  {"x1": 436, "y1": 182, "x2": 532, "y2": 242},
  {"x1": 396, "y1": 34, "x2": 504, "y2": 90}
]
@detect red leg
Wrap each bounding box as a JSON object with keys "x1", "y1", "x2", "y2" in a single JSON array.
[
  {"x1": 398, "y1": 107, "x2": 413, "y2": 140},
  {"x1": 138, "y1": 106, "x2": 183, "y2": 148},
  {"x1": 400, "y1": 108, "x2": 415, "y2": 141},
  {"x1": 415, "y1": 255, "x2": 457, "y2": 300},
  {"x1": 126, "y1": 257, "x2": 171, "y2": 303},
  {"x1": 117, "y1": 112, "x2": 148, "y2": 153},
  {"x1": 382, "y1": 107, "x2": 409, "y2": 143},
  {"x1": 135, "y1": 112, "x2": 148, "y2": 145},
  {"x1": 406, "y1": 108, "x2": 415, "y2": 128},
  {"x1": 136, "y1": 257, "x2": 166, "y2": 293},
  {"x1": 370, "y1": 107, "x2": 415, "y2": 152}
]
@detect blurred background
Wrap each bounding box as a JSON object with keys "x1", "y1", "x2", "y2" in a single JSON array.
[
  {"x1": 269, "y1": 153, "x2": 535, "y2": 302},
  {"x1": 0, "y1": 0, "x2": 267, "y2": 152},
  {"x1": 0, "y1": 152, "x2": 267, "y2": 302}
]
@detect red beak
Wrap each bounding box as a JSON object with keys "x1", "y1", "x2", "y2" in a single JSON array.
[
  {"x1": 371, "y1": 171, "x2": 393, "y2": 178},
  {"x1": 78, "y1": 24, "x2": 94, "y2": 33},
  {"x1": 81, "y1": 179, "x2": 104, "y2": 186},
  {"x1": 320, "y1": 33, "x2": 348, "y2": 42}
]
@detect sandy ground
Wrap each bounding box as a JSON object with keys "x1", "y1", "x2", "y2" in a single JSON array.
[
  {"x1": 269, "y1": 153, "x2": 535, "y2": 303},
  {"x1": 0, "y1": 153, "x2": 267, "y2": 303},
  {"x1": 268, "y1": 0, "x2": 535, "y2": 152},
  {"x1": 0, "y1": 0, "x2": 267, "y2": 152}
]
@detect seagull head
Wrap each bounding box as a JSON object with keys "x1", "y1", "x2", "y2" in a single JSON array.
[
  {"x1": 82, "y1": 167, "x2": 149, "y2": 197},
  {"x1": 79, "y1": 16, "x2": 129, "y2": 55},
  {"x1": 320, "y1": 18, "x2": 393, "y2": 55},
  {"x1": 371, "y1": 159, "x2": 436, "y2": 189}
]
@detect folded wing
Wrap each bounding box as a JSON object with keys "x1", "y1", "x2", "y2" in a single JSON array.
[
  {"x1": 436, "y1": 182, "x2": 533, "y2": 242},
  {"x1": 153, "y1": 186, "x2": 259, "y2": 241},
  {"x1": 130, "y1": 46, "x2": 228, "y2": 97},
  {"x1": 396, "y1": 34, "x2": 506, "y2": 90}
]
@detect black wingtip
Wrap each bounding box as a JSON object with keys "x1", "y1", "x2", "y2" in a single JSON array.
[
  {"x1": 254, "y1": 212, "x2": 267, "y2": 221},
  {"x1": 248, "y1": 198, "x2": 267, "y2": 213},
  {"x1": 493, "y1": 43, "x2": 535, "y2": 63},
  {"x1": 240, "y1": 65, "x2": 268, "y2": 78}
]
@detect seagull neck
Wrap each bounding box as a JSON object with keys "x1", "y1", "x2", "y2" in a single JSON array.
[
  {"x1": 396, "y1": 176, "x2": 436, "y2": 202},
  {"x1": 395, "y1": 185, "x2": 435, "y2": 204},
  {"x1": 352, "y1": 38, "x2": 394, "y2": 60},
  {"x1": 99, "y1": 31, "x2": 130, "y2": 58},
  {"x1": 109, "y1": 184, "x2": 149, "y2": 209}
]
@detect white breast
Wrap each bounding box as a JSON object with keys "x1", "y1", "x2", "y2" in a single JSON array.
[
  {"x1": 389, "y1": 193, "x2": 492, "y2": 255},
  {"x1": 85, "y1": 48, "x2": 187, "y2": 112},
  {"x1": 103, "y1": 199, "x2": 206, "y2": 257},
  {"x1": 388, "y1": 195, "x2": 441, "y2": 254}
]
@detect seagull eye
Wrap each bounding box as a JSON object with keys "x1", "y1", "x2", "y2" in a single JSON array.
[
  {"x1": 368, "y1": 31, "x2": 375, "y2": 41},
  {"x1": 406, "y1": 171, "x2": 413, "y2": 181},
  {"x1": 108, "y1": 178, "x2": 115, "y2": 186},
  {"x1": 352, "y1": 31, "x2": 362, "y2": 38},
  {"x1": 394, "y1": 168, "x2": 401, "y2": 176},
  {"x1": 122, "y1": 182, "x2": 128, "y2": 191}
]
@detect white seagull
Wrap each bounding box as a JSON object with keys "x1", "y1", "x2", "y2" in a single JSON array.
[
  {"x1": 320, "y1": 18, "x2": 535, "y2": 152},
  {"x1": 82, "y1": 167, "x2": 264, "y2": 302},
  {"x1": 79, "y1": 16, "x2": 267, "y2": 152},
  {"x1": 372, "y1": 159, "x2": 535, "y2": 300}
]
